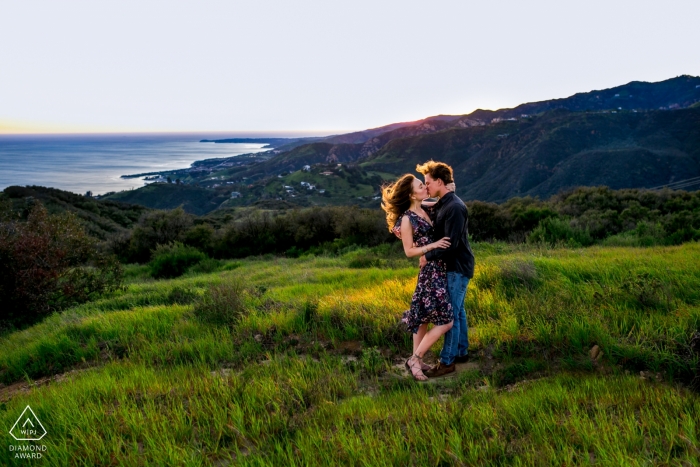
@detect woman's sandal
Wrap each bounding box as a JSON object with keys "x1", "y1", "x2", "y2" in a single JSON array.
[
  {"x1": 404, "y1": 356, "x2": 432, "y2": 372},
  {"x1": 405, "y1": 355, "x2": 428, "y2": 381}
]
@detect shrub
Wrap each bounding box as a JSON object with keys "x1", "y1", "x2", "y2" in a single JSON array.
[
  {"x1": 127, "y1": 207, "x2": 194, "y2": 263},
  {"x1": 212, "y1": 206, "x2": 390, "y2": 258},
  {"x1": 285, "y1": 246, "x2": 305, "y2": 258},
  {"x1": 184, "y1": 223, "x2": 215, "y2": 254},
  {"x1": 193, "y1": 279, "x2": 248, "y2": 326},
  {"x1": 186, "y1": 258, "x2": 222, "y2": 275},
  {"x1": 347, "y1": 253, "x2": 383, "y2": 269},
  {"x1": 602, "y1": 221, "x2": 667, "y2": 247},
  {"x1": 105, "y1": 231, "x2": 133, "y2": 263},
  {"x1": 466, "y1": 201, "x2": 508, "y2": 241},
  {"x1": 214, "y1": 212, "x2": 284, "y2": 257},
  {"x1": 527, "y1": 217, "x2": 594, "y2": 247},
  {"x1": 54, "y1": 256, "x2": 124, "y2": 309},
  {"x1": 334, "y1": 208, "x2": 390, "y2": 246},
  {"x1": 149, "y1": 242, "x2": 206, "y2": 279},
  {"x1": 0, "y1": 202, "x2": 123, "y2": 327}
]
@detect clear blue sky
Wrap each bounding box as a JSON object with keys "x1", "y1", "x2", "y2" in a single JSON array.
[{"x1": 1, "y1": 0, "x2": 699, "y2": 134}]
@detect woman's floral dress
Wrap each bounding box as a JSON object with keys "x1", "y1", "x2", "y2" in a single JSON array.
[{"x1": 393, "y1": 210, "x2": 453, "y2": 334}]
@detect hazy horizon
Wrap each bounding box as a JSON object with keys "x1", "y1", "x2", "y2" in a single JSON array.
[
  {"x1": 0, "y1": 130, "x2": 339, "y2": 138},
  {"x1": 2, "y1": 1, "x2": 699, "y2": 135}
]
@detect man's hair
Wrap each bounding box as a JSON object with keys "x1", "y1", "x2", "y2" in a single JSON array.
[{"x1": 415, "y1": 160, "x2": 454, "y2": 185}]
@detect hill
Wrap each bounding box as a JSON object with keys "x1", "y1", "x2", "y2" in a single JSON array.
[
  {"x1": 318, "y1": 75, "x2": 700, "y2": 148},
  {"x1": 323, "y1": 75, "x2": 700, "y2": 165},
  {"x1": 104, "y1": 183, "x2": 233, "y2": 216},
  {"x1": 106, "y1": 107, "x2": 700, "y2": 213},
  {"x1": 313, "y1": 75, "x2": 700, "y2": 153},
  {"x1": 108, "y1": 76, "x2": 700, "y2": 213},
  {"x1": 363, "y1": 107, "x2": 700, "y2": 202},
  {"x1": 1, "y1": 243, "x2": 699, "y2": 464},
  {"x1": 0, "y1": 185, "x2": 149, "y2": 239}
]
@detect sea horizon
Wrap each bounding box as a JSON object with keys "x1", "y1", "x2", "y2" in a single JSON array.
[{"x1": 0, "y1": 132, "x2": 325, "y2": 196}]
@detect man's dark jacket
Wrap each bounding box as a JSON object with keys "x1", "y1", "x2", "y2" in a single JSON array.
[{"x1": 425, "y1": 192, "x2": 476, "y2": 278}]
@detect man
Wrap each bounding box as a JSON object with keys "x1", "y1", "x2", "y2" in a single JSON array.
[{"x1": 416, "y1": 160, "x2": 475, "y2": 377}]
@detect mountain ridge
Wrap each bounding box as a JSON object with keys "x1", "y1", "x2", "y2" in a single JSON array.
[{"x1": 105, "y1": 75, "x2": 700, "y2": 213}]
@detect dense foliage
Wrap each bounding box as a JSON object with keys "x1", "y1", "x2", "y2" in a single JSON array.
[
  {"x1": 3, "y1": 185, "x2": 148, "y2": 238},
  {"x1": 149, "y1": 242, "x2": 207, "y2": 279},
  {"x1": 100, "y1": 186, "x2": 700, "y2": 263},
  {"x1": 110, "y1": 205, "x2": 392, "y2": 262},
  {"x1": 0, "y1": 201, "x2": 123, "y2": 328}
]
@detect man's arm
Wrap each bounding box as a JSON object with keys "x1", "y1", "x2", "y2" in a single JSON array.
[{"x1": 424, "y1": 204, "x2": 466, "y2": 261}]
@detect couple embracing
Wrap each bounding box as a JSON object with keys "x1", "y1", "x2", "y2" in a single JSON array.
[{"x1": 381, "y1": 161, "x2": 475, "y2": 381}]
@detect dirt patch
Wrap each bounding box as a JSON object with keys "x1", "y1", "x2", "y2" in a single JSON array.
[
  {"x1": 392, "y1": 359, "x2": 480, "y2": 381},
  {"x1": 335, "y1": 340, "x2": 363, "y2": 355},
  {"x1": 0, "y1": 367, "x2": 95, "y2": 403}
]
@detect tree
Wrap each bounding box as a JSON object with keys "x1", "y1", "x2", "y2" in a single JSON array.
[{"x1": 0, "y1": 202, "x2": 123, "y2": 328}]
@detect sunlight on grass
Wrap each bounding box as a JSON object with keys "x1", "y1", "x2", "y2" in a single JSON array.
[{"x1": 1, "y1": 243, "x2": 699, "y2": 465}]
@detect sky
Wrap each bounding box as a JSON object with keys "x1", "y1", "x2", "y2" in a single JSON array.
[{"x1": 1, "y1": 0, "x2": 699, "y2": 135}]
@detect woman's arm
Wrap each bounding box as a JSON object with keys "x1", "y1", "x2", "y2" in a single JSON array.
[{"x1": 400, "y1": 216, "x2": 451, "y2": 258}]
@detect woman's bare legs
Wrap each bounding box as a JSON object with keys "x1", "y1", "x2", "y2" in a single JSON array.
[
  {"x1": 407, "y1": 321, "x2": 453, "y2": 380},
  {"x1": 412, "y1": 324, "x2": 427, "y2": 354},
  {"x1": 412, "y1": 324, "x2": 431, "y2": 371}
]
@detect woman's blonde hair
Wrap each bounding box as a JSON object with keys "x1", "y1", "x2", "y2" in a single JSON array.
[{"x1": 380, "y1": 174, "x2": 415, "y2": 232}]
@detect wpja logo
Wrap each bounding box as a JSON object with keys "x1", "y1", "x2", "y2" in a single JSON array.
[
  {"x1": 9, "y1": 406, "x2": 46, "y2": 441},
  {"x1": 8, "y1": 406, "x2": 47, "y2": 460}
]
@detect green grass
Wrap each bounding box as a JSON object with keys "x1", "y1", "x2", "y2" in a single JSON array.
[{"x1": 1, "y1": 243, "x2": 700, "y2": 465}]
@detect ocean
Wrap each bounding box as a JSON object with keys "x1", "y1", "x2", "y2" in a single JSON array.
[{"x1": 0, "y1": 133, "x2": 274, "y2": 195}]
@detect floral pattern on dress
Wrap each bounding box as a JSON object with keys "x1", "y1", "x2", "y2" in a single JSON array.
[{"x1": 393, "y1": 210, "x2": 453, "y2": 334}]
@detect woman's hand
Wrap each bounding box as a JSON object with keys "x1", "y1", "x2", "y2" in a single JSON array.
[
  {"x1": 446, "y1": 182, "x2": 456, "y2": 193},
  {"x1": 429, "y1": 237, "x2": 451, "y2": 251}
]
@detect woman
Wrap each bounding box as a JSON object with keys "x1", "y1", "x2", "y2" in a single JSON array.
[{"x1": 381, "y1": 174, "x2": 454, "y2": 381}]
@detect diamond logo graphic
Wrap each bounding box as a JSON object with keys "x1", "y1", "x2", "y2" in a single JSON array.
[{"x1": 9, "y1": 406, "x2": 47, "y2": 441}]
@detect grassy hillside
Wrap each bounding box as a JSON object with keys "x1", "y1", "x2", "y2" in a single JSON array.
[
  {"x1": 1, "y1": 243, "x2": 699, "y2": 465},
  {"x1": 99, "y1": 77, "x2": 700, "y2": 212},
  {"x1": 227, "y1": 142, "x2": 365, "y2": 182},
  {"x1": 105, "y1": 183, "x2": 234, "y2": 216},
  {"x1": 108, "y1": 107, "x2": 700, "y2": 213},
  {"x1": 363, "y1": 108, "x2": 700, "y2": 202},
  {"x1": 1, "y1": 185, "x2": 149, "y2": 239}
]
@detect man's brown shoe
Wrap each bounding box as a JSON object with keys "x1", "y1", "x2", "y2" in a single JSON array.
[{"x1": 424, "y1": 362, "x2": 455, "y2": 378}]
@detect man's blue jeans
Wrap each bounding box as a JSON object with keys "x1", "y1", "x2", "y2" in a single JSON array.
[{"x1": 440, "y1": 272, "x2": 470, "y2": 365}]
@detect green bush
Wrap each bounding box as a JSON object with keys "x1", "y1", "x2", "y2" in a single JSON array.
[
  {"x1": 0, "y1": 202, "x2": 123, "y2": 327},
  {"x1": 528, "y1": 217, "x2": 594, "y2": 247},
  {"x1": 603, "y1": 221, "x2": 667, "y2": 247},
  {"x1": 193, "y1": 279, "x2": 248, "y2": 326},
  {"x1": 149, "y1": 242, "x2": 206, "y2": 279},
  {"x1": 347, "y1": 253, "x2": 383, "y2": 269},
  {"x1": 124, "y1": 207, "x2": 194, "y2": 263},
  {"x1": 102, "y1": 186, "x2": 700, "y2": 263},
  {"x1": 186, "y1": 258, "x2": 222, "y2": 275},
  {"x1": 184, "y1": 223, "x2": 215, "y2": 254}
]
